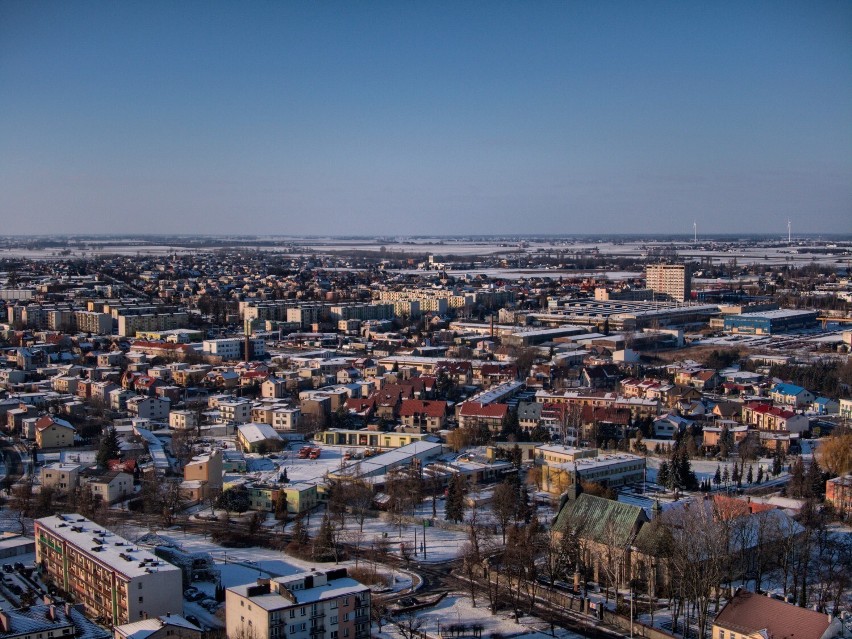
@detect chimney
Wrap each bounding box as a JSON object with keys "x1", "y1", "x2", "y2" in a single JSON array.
[
  {"x1": 48, "y1": 605, "x2": 56, "y2": 621},
  {"x1": 0, "y1": 610, "x2": 9, "y2": 633},
  {"x1": 64, "y1": 603, "x2": 72, "y2": 617}
]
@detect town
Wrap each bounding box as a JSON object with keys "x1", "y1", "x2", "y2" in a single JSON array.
[{"x1": 0, "y1": 234, "x2": 850, "y2": 639}]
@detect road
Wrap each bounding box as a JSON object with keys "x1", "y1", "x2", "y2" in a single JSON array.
[{"x1": 0, "y1": 438, "x2": 24, "y2": 489}]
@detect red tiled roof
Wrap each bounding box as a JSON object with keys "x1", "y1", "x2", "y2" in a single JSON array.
[
  {"x1": 715, "y1": 589, "x2": 832, "y2": 639},
  {"x1": 458, "y1": 402, "x2": 508, "y2": 419},
  {"x1": 399, "y1": 399, "x2": 447, "y2": 418}
]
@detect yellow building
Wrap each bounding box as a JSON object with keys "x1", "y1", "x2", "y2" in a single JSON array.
[{"x1": 35, "y1": 415, "x2": 76, "y2": 450}]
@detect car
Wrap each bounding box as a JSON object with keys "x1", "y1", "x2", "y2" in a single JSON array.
[
  {"x1": 1, "y1": 565, "x2": 11, "y2": 574},
  {"x1": 13, "y1": 563, "x2": 24, "y2": 572}
]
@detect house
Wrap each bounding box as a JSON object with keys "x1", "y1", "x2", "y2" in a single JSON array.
[
  {"x1": 182, "y1": 449, "x2": 223, "y2": 502},
  {"x1": 0, "y1": 603, "x2": 110, "y2": 639},
  {"x1": 826, "y1": 474, "x2": 852, "y2": 519},
  {"x1": 113, "y1": 615, "x2": 203, "y2": 639},
  {"x1": 652, "y1": 414, "x2": 692, "y2": 440},
  {"x1": 127, "y1": 396, "x2": 170, "y2": 421},
  {"x1": 742, "y1": 402, "x2": 809, "y2": 434},
  {"x1": 398, "y1": 399, "x2": 448, "y2": 432},
  {"x1": 770, "y1": 383, "x2": 815, "y2": 407},
  {"x1": 41, "y1": 462, "x2": 82, "y2": 492},
  {"x1": 236, "y1": 422, "x2": 283, "y2": 453},
  {"x1": 581, "y1": 364, "x2": 621, "y2": 389},
  {"x1": 34, "y1": 415, "x2": 76, "y2": 449},
  {"x1": 261, "y1": 376, "x2": 288, "y2": 399},
  {"x1": 83, "y1": 469, "x2": 134, "y2": 504},
  {"x1": 811, "y1": 397, "x2": 839, "y2": 415},
  {"x1": 713, "y1": 588, "x2": 840, "y2": 639},
  {"x1": 456, "y1": 401, "x2": 508, "y2": 433}
]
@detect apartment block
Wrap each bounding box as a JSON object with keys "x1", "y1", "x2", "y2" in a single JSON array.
[
  {"x1": 645, "y1": 263, "x2": 691, "y2": 302},
  {"x1": 35, "y1": 514, "x2": 182, "y2": 626},
  {"x1": 226, "y1": 568, "x2": 370, "y2": 639}
]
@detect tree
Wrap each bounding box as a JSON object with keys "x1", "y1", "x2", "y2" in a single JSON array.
[
  {"x1": 657, "y1": 461, "x2": 670, "y2": 489},
  {"x1": 96, "y1": 427, "x2": 120, "y2": 468},
  {"x1": 818, "y1": 432, "x2": 852, "y2": 477},
  {"x1": 217, "y1": 487, "x2": 250, "y2": 513},
  {"x1": 746, "y1": 465, "x2": 754, "y2": 485},
  {"x1": 492, "y1": 481, "x2": 519, "y2": 544},
  {"x1": 445, "y1": 474, "x2": 465, "y2": 523},
  {"x1": 713, "y1": 465, "x2": 722, "y2": 487}
]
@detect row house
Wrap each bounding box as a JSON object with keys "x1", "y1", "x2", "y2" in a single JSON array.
[
  {"x1": 456, "y1": 401, "x2": 508, "y2": 433},
  {"x1": 398, "y1": 399, "x2": 448, "y2": 432},
  {"x1": 742, "y1": 402, "x2": 810, "y2": 433}
]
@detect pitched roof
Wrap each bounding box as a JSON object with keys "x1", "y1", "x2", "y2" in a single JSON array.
[
  {"x1": 553, "y1": 493, "x2": 648, "y2": 547},
  {"x1": 398, "y1": 399, "x2": 447, "y2": 418},
  {"x1": 714, "y1": 589, "x2": 834, "y2": 639},
  {"x1": 458, "y1": 401, "x2": 508, "y2": 420}
]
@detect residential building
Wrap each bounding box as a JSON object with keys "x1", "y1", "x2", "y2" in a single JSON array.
[
  {"x1": 83, "y1": 470, "x2": 134, "y2": 504},
  {"x1": 169, "y1": 409, "x2": 199, "y2": 430},
  {"x1": 113, "y1": 615, "x2": 203, "y2": 639},
  {"x1": 712, "y1": 589, "x2": 840, "y2": 639},
  {"x1": 225, "y1": 568, "x2": 370, "y2": 639},
  {"x1": 645, "y1": 263, "x2": 691, "y2": 302},
  {"x1": 826, "y1": 474, "x2": 852, "y2": 519},
  {"x1": 742, "y1": 402, "x2": 809, "y2": 433},
  {"x1": 40, "y1": 462, "x2": 82, "y2": 493},
  {"x1": 182, "y1": 450, "x2": 223, "y2": 502},
  {"x1": 456, "y1": 401, "x2": 508, "y2": 433},
  {"x1": 770, "y1": 383, "x2": 816, "y2": 407},
  {"x1": 34, "y1": 415, "x2": 76, "y2": 450},
  {"x1": 127, "y1": 396, "x2": 170, "y2": 421},
  {"x1": 398, "y1": 399, "x2": 448, "y2": 432},
  {"x1": 0, "y1": 603, "x2": 110, "y2": 639},
  {"x1": 236, "y1": 422, "x2": 283, "y2": 453},
  {"x1": 35, "y1": 514, "x2": 183, "y2": 625}
]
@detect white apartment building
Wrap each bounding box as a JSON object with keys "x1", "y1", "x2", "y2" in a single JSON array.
[{"x1": 202, "y1": 337, "x2": 266, "y2": 360}]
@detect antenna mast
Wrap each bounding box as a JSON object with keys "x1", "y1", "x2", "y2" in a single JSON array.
[
  {"x1": 787, "y1": 219, "x2": 792, "y2": 243},
  {"x1": 693, "y1": 220, "x2": 697, "y2": 243}
]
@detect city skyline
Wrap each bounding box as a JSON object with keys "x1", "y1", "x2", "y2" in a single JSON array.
[{"x1": 2, "y1": 1, "x2": 850, "y2": 235}]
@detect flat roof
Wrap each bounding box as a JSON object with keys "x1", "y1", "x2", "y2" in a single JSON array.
[
  {"x1": 36, "y1": 514, "x2": 181, "y2": 579},
  {"x1": 728, "y1": 309, "x2": 818, "y2": 320}
]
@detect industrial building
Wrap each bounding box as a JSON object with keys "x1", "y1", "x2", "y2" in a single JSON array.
[{"x1": 723, "y1": 309, "x2": 819, "y2": 335}]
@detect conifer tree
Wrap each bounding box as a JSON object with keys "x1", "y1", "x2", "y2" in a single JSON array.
[{"x1": 96, "y1": 427, "x2": 120, "y2": 468}]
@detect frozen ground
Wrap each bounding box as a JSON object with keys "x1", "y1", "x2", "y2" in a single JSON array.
[{"x1": 374, "y1": 593, "x2": 588, "y2": 639}]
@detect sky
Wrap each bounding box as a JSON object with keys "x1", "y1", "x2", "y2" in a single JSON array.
[{"x1": 1, "y1": 1, "x2": 850, "y2": 237}]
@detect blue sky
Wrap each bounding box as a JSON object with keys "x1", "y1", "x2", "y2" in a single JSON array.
[{"x1": 1, "y1": 1, "x2": 850, "y2": 236}]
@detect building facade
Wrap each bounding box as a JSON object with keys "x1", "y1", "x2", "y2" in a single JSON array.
[{"x1": 35, "y1": 514, "x2": 182, "y2": 626}]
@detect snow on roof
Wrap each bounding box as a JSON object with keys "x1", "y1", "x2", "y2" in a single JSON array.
[{"x1": 36, "y1": 514, "x2": 181, "y2": 579}]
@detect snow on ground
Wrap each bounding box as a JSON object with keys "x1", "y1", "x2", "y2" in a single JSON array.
[{"x1": 374, "y1": 593, "x2": 586, "y2": 639}]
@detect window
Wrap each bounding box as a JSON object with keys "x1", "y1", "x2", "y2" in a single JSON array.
[
  {"x1": 138, "y1": 597, "x2": 143, "y2": 603},
  {"x1": 718, "y1": 632, "x2": 725, "y2": 639},
  {"x1": 300, "y1": 607, "x2": 306, "y2": 616},
  {"x1": 289, "y1": 610, "x2": 295, "y2": 618},
  {"x1": 330, "y1": 600, "x2": 338, "y2": 609},
  {"x1": 343, "y1": 628, "x2": 349, "y2": 637},
  {"x1": 330, "y1": 616, "x2": 338, "y2": 625},
  {"x1": 331, "y1": 632, "x2": 338, "y2": 639},
  {"x1": 138, "y1": 583, "x2": 143, "y2": 589}
]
